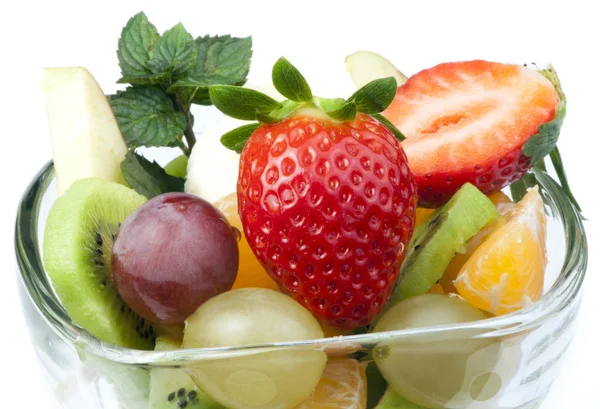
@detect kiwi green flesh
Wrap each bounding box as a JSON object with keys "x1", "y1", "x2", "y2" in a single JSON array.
[
  {"x1": 150, "y1": 336, "x2": 224, "y2": 409},
  {"x1": 43, "y1": 177, "x2": 153, "y2": 350},
  {"x1": 389, "y1": 183, "x2": 500, "y2": 306},
  {"x1": 375, "y1": 387, "x2": 428, "y2": 409}
]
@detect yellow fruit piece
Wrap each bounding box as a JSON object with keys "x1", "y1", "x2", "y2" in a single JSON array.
[
  {"x1": 454, "y1": 187, "x2": 547, "y2": 315},
  {"x1": 415, "y1": 207, "x2": 436, "y2": 228},
  {"x1": 296, "y1": 358, "x2": 367, "y2": 409},
  {"x1": 214, "y1": 193, "x2": 279, "y2": 291},
  {"x1": 428, "y1": 283, "x2": 445, "y2": 294},
  {"x1": 439, "y1": 191, "x2": 515, "y2": 294}
]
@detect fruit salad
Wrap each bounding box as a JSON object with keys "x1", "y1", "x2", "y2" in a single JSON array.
[{"x1": 37, "y1": 11, "x2": 582, "y2": 409}]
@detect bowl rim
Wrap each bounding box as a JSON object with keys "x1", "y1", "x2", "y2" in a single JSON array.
[{"x1": 15, "y1": 161, "x2": 588, "y2": 366}]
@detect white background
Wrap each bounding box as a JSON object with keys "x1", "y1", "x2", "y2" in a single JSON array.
[{"x1": 1, "y1": 0, "x2": 598, "y2": 407}]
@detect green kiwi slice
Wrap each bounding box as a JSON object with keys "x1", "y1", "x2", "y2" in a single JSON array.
[
  {"x1": 388, "y1": 183, "x2": 499, "y2": 306},
  {"x1": 150, "y1": 336, "x2": 224, "y2": 409},
  {"x1": 43, "y1": 177, "x2": 153, "y2": 349}
]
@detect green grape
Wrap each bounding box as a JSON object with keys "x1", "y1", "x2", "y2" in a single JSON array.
[
  {"x1": 183, "y1": 289, "x2": 327, "y2": 409},
  {"x1": 373, "y1": 294, "x2": 521, "y2": 409}
]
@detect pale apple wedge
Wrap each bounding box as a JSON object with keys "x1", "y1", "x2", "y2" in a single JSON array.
[
  {"x1": 345, "y1": 51, "x2": 408, "y2": 89},
  {"x1": 42, "y1": 67, "x2": 128, "y2": 196}
]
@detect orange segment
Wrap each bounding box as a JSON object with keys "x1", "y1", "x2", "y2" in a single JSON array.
[
  {"x1": 439, "y1": 191, "x2": 514, "y2": 293},
  {"x1": 415, "y1": 207, "x2": 436, "y2": 228},
  {"x1": 454, "y1": 187, "x2": 546, "y2": 315},
  {"x1": 214, "y1": 193, "x2": 280, "y2": 291},
  {"x1": 296, "y1": 358, "x2": 367, "y2": 409}
]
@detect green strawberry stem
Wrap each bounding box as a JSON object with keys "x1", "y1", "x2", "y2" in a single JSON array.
[{"x1": 212, "y1": 57, "x2": 404, "y2": 152}]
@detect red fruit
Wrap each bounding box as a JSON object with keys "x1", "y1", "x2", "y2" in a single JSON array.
[
  {"x1": 237, "y1": 112, "x2": 418, "y2": 329},
  {"x1": 112, "y1": 192, "x2": 239, "y2": 325},
  {"x1": 383, "y1": 60, "x2": 559, "y2": 207}
]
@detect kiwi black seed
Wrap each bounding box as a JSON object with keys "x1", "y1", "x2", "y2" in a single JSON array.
[{"x1": 43, "y1": 178, "x2": 153, "y2": 350}]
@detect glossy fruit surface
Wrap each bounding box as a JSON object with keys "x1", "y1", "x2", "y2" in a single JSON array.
[
  {"x1": 384, "y1": 60, "x2": 558, "y2": 207},
  {"x1": 183, "y1": 288, "x2": 326, "y2": 409},
  {"x1": 455, "y1": 187, "x2": 547, "y2": 315},
  {"x1": 238, "y1": 111, "x2": 418, "y2": 328},
  {"x1": 296, "y1": 358, "x2": 367, "y2": 409},
  {"x1": 373, "y1": 294, "x2": 497, "y2": 408},
  {"x1": 214, "y1": 193, "x2": 279, "y2": 291},
  {"x1": 112, "y1": 192, "x2": 239, "y2": 325}
]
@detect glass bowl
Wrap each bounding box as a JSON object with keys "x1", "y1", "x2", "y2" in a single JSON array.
[{"x1": 16, "y1": 161, "x2": 587, "y2": 409}]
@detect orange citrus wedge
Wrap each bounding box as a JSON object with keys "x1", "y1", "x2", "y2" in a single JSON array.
[
  {"x1": 454, "y1": 187, "x2": 547, "y2": 315},
  {"x1": 214, "y1": 193, "x2": 280, "y2": 291},
  {"x1": 440, "y1": 191, "x2": 515, "y2": 293},
  {"x1": 296, "y1": 358, "x2": 367, "y2": 409}
]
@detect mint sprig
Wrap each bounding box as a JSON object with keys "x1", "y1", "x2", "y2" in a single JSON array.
[
  {"x1": 214, "y1": 58, "x2": 402, "y2": 153},
  {"x1": 109, "y1": 11, "x2": 252, "y2": 196},
  {"x1": 111, "y1": 11, "x2": 252, "y2": 154}
]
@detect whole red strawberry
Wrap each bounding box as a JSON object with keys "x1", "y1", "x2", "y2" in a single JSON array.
[{"x1": 210, "y1": 58, "x2": 418, "y2": 328}]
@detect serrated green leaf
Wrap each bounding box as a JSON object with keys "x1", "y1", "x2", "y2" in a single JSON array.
[
  {"x1": 256, "y1": 100, "x2": 301, "y2": 124},
  {"x1": 521, "y1": 99, "x2": 566, "y2": 164},
  {"x1": 117, "y1": 72, "x2": 170, "y2": 86},
  {"x1": 121, "y1": 150, "x2": 185, "y2": 199},
  {"x1": 348, "y1": 77, "x2": 397, "y2": 114},
  {"x1": 220, "y1": 123, "x2": 261, "y2": 153},
  {"x1": 272, "y1": 57, "x2": 312, "y2": 102},
  {"x1": 108, "y1": 86, "x2": 187, "y2": 148},
  {"x1": 147, "y1": 23, "x2": 197, "y2": 79},
  {"x1": 209, "y1": 85, "x2": 281, "y2": 120},
  {"x1": 117, "y1": 12, "x2": 159, "y2": 79},
  {"x1": 168, "y1": 35, "x2": 252, "y2": 105},
  {"x1": 371, "y1": 113, "x2": 406, "y2": 142},
  {"x1": 315, "y1": 97, "x2": 357, "y2": 121}
]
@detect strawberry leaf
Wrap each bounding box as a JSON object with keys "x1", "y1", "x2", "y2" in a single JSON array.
[
  {"x1": 108, "y1": 86, "x2": 187, "y2": 148},
  {"x1": 348, "y1": 77, "x2": 397, "y2": 114},
  {"x1": 256, "y1": 100, "x2": 301, "y2": 124},
  {"x1": 521, "y1": 99, "x2": 566, "y2": 164},
  {"x1": 550, "y1": 147, "x2": 582, "y2": 213},
  {"x1": 220, "y1": 123, "x2": 261, "y2": 153},
  {"x1": 209, "y1": 85, "x2": 282, "y2": 120},
  {"x1": 272, "y1": 57, "x2": 312, "y2": 102},
  {"x1": 372, "y1": 113, "x2": 406, "y2": 142},
  {"x1": 121, "y1": 150, "x2": 185, "y2": 199},
  {"x1": 315, "y1": 98, "x2": 357, "y2": 121}
]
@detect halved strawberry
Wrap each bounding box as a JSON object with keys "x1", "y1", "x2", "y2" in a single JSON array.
[{"x1": 383, "y1": 60, "x2": 559, "y2": 207}]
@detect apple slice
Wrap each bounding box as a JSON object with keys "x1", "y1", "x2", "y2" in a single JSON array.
[
  {"x1": 42, "y1": 67, "x2": 128, "y2": 196},
  {"x1": 345, "y1": 51, "x2": 408, "y2": 89}
]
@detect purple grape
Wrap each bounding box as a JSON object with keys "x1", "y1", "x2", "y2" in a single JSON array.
[{"x1": 112, "y1": 192, "x2": 239, "y2": 325}]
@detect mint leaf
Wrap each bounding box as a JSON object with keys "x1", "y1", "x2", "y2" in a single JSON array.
[
  {"x1": 372, "y1": 113, "x2": 406, "y2": 142},
  {"x1": 348, "y1": 77, "x2": 397, "y2": 114},
  {"x1": 521, "y1": 99, "x2": 566, "y2": 164},
  {"x1": 146, "y1": 23, "x2": 197, "y2": 79},
  {"x1": 168, "y1": 35, "x2": 252, "y2": 105},
  {"x1": 256, "y1": 100, "x2": 301, "y2": 124},
  {"x1": 315, "y1": 97, "x2": 357, "y2": 121},
  {"x1": 121, "y1": 150, "x2": 185, "y2": 199},
  {"x1": 220, "y1": 123, "x2": 261, "y2": 153},
  {"x1": 109, "y1": 86, "x2": 187, "y2": 148},
  {"x1": 117, "y1": 12, "x2": 159, "y2": 80},
  {"x1": 209, "y1": 85, "x2": 281, "y2": 120},
  {"x1": 272, "y1": 57, "x2": 312, "y2": 102}
]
